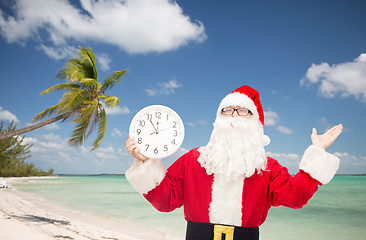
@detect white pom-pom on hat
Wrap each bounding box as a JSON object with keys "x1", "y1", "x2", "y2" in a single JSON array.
[{"x1": 261, "y1": 135, "x2": 271, "y2": 146}]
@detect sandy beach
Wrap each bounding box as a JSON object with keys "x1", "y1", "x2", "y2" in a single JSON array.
[{"x1": 0, "y1": 177, "x2": 170, "y2": 240}]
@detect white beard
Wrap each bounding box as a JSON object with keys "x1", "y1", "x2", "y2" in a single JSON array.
[{"x1": 197, "y1": 115, "x2": 267, "y2": 179}]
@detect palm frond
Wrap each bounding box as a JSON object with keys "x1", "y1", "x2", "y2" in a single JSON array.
[
  {"x1": 58, "y1": 89, "x2": 89, "y2": 113},
  {"x1": 71, "y1": 99, "x2": 98, "y2": 141},
  {"x1": 78, "y1": 78, "x2": 100, "y2": 94},
  {"x1": 32, "y1": 104, "x2": 60, "y2": 122},
  {"x1": 40, "y1": 83, "x2": 81, "y2": 96},
  {"x1": 56, "y1": 59, "x2": 87, "y2": 82},
  {"x1": 68, "y1": 107, "x2": 95, "y2": 146},
  {"x1": 79, "y1": 47, "x2": 98, "y2": 81},
  {"x1": 68, "y1": 121, "x2": 87, "y2": 147},
  {"x1": 71, "y1": 99, "x2": 98, "y2": 124},
  {"x1": 87, "y1": 104, "x2": 99, "y2": 139},
  {"x1": 91, "y1": 106, "x2": 106, "y2": 150},
  {"x1": 100, "y1": 69, "x2": 128, "y2": 92},
  {"x1": 103, "y1": 96, "x2": 120, "y2": 108},
  {"x1": 56, "y1": 47, "x2": 98, "y2": 83},
  {"x1": 68, "y1": 100, "x2": 100, "y2": 148}
]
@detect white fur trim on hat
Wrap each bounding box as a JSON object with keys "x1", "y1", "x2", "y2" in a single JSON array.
[
  {"x1": 299, "y1": 145, "x2": 340, "y2": 185},
  {"x1": 217, "y1": 92, "x2": 259, "y2": 120},
  {"x1": 126, "y1": 159, "x2": 166, "y2": 194}
]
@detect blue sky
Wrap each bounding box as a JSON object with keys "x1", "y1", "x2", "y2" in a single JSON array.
[{"x1": 0, "y1": 0, "x2": 365, "y2": 174}]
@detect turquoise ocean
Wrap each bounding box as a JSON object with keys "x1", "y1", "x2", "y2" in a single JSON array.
[{"x1": 14, "y1": 175, "x2": 366, "y2": 240}]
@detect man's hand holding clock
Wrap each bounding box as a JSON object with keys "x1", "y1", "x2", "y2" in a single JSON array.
[{"x1": 126, "y1": 136, "x2": 149, "y2": 162}]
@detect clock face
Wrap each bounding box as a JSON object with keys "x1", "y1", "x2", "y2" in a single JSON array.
[{"x1": 129, "y1": 105, "x2": 185, "y2": 159}]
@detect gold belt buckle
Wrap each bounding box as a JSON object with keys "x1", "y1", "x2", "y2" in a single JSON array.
[{"x1": 213, "y1": 224, "x2": 235, "y2": 240}]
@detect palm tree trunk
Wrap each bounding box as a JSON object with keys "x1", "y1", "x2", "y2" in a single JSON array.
[{"x1": 0, "y1": 112, "x2": 73, "y2": 140}]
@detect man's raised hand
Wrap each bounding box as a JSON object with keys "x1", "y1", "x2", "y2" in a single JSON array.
[{"x1": 311, "y1": 124, "x2": 343, "y2": 149}]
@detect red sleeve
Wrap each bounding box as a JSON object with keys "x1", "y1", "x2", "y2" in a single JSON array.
[
  {"x1": 143, "y1": 150, "x2": 192, "y2": 212},
  {"x1": 267, "y1": 158, "x2": 321, "y2": 209}
]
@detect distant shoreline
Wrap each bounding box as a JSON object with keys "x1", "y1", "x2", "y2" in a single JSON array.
[
  {"x1": 57, "y1": 173, "x2": 126, "y2": 176},
  {"x1": 335, "y1": 174, "x2": 366, "y2": 176},
  {"x1": 53, "y1": 173, "x2": 366, "y2": 177},
  {"x1": 55, "y1": 173, "x2": 366, "y2": 176}
]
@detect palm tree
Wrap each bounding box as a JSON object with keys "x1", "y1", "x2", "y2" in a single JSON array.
[{"x1": 0, "y1": 46, "x2": 128, "y2": 150}]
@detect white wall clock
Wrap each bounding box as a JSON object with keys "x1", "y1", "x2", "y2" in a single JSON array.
[{"x1": 129, "y1": 105, "x2": 185, "y2": 159}]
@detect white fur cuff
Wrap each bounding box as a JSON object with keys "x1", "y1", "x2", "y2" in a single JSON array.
[
  {"x1": 299, "y1": 145, "x2": 340, "y2": 185},
  {"x1": 125, "y1": 159, "x2": 166, "y2": 194}
]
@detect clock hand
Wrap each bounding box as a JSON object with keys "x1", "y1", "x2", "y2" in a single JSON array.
[
  {"x1": 150, "y1": 126, "x2": 173, "y2": 135},
  {"x1": 149, "y1": 119, "x2": 158, "y2": 132},
  {"x1": 156, "y1": 126, "x2": 173, "y2": 133}
]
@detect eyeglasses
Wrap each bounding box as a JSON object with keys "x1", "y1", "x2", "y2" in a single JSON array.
[{"x1": 221, "y1": 107, "x2": 253, "y2": 116}]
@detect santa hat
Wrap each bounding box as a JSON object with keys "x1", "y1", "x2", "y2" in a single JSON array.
[{"x1": 217, "y1": 85, "x2": 270, "y2": 146}]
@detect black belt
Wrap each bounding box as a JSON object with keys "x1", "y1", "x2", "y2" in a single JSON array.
[{"x1": 186, "y1": 221, "x2": 259, "y2": 240}]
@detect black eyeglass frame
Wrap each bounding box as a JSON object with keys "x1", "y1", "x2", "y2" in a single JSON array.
[{"x1": 221, "y1": 107, "x2": 253, "y2": 116}]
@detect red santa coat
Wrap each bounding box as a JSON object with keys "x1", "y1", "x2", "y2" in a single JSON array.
[{"x1": 126, "y1": 145, "x2": 340, "y2": 228}]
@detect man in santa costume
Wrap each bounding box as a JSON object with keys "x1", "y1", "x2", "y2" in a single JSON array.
[{"x1": 125, "y1": 85, "x2": 343, "y2": 240}]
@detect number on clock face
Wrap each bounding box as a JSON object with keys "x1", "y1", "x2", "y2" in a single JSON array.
[{"x1": 129, "y1": 105, "x2": 185, "y2": 159}]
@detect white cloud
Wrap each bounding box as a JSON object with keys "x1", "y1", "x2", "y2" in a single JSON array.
[
  {"x1": 43, "y1": 122, "x2": 60, "y2": 131},
  {"x1": 25, "y1": 121, "x2": 60, "y2": 132},
  {"x1": 94, "y1": 146, "x2": 115, "y2": 160},
  {"x1": 197, "y1": 120, "x2": 208, "y2": 125},
  {"x1": 0, "y1": 106, "x2": 19, "y2": 123},
  {"x1": 96, "y1": 53, "x2": 111, "y2": 71},
  {"x1": 316, "y1": 117, "x2": 332, "y2": 132},
  {"x1": 276, "y1": 125, "x2": 292, "y2": 135},
  {"x1": 333, "y1": 152, "x2": 366, "y2": 174},
  {"x1": 264, "y1": 110, "x2": 279, "y2": 126},
  {"x1": 264, "y1": 110, "x2": 292, "y2": 135},
  {"x1": 315, "y1": 117, "x2": 348, "y2": 133},
  {"x1": 334, "y1": 152, "x2": 354, "y2": 159},
  {"x1": 0, "y1": 0, "x2": 206, "y2": 57},
  {"x1": 111, "y1": 128, "x2": 123, "y2": 137},
  {"x1": 301, "y1": 53, "x2": 366, "y2": 102},
  {"x1": 23, "y1": 133, "x2": 131, "y2": 174},
  {"x1": 266, "y1": 152, "x2": 300, "y2": 160},
  {"x1": 145, "y1": 79, "x2": 182, "y2": 96},
  {"x1": 186, "y1": 122, "x2": 195, "y2": 127},
  {"x1": 185, "y1": 120, "x2": 208, "y2": 127},
  {"x1": 266, "y1": 151, "x2": 301, "y2": 173},
  {"x1": 24, "y1": 133, "x2": 65, "y2": 153},
  {"x1": 36, "y1": 44, "x2": 78, "y2": 60},
  {"x1": 105, "y1": 105, "x2": 130, "y2": 115}
]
